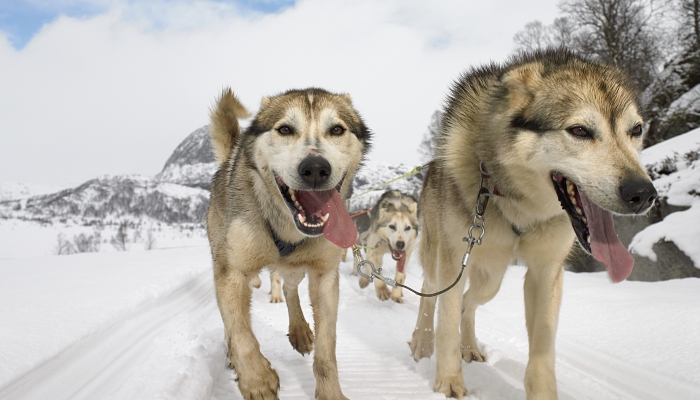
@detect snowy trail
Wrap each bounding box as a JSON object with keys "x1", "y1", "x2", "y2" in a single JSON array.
[
  {"x1": 0, "y1": 271, "x2": 215, "y2": 400},
  {"x1": 1, "y1": 246, "x2": 699, "y2": 399}
]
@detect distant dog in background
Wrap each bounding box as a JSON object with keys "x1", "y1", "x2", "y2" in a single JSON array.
[{"x1": 356, "y1": 190, "x2": 419, "y2": 302}]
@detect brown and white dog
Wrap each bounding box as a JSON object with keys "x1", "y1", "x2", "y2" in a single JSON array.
[
  {"x1": 356, "y1": 190, "x2": 419, "y2": 302},
  {"x1": 206, "y1": 88, "x2": 370, "y2": 400},
  {"x1": 409, "y1": 49, "x2": 657, "y2": 399}
]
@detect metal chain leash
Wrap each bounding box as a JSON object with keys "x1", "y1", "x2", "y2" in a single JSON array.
[{"x1": 354, "y1": 163, "x2": 494, "y2": 298}]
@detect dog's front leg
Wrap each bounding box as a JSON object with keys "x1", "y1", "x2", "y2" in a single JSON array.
[
  {"x1": 460, "y1": 243, "x2": 512, "y2": 363},
  {"x1": 408, "y1": 279, "x2": 437, "y2": 360},
  {"x1": 519, "y1": 217, "x2": 573, "y2": 400},
  {"x1": 433, "y1": 247, "x2": 469, "y2": 399},
  {"x1": 307, "y1": 267, "x2": 348, "y2": 400},
  {"x1": 281, "y1": 268, "x2": 314, "y2": 354},
  {"x1": 368, "y1": 251, "x2": 392, "y2": 301},
  {"x1": 390, "y1": 270, "x2": 406, "y2": 303},
  {"x1": 522, "y1": 263, "x2": 563, "y2": 400},
  {"x1": 215, "y1": 266, "x2": 280, "y2": 400},
  {"x1": 269, "y1": 270, "x2": 284, "y2": 303}
]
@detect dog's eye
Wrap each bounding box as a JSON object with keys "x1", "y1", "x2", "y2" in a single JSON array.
[
  {"x1": 566, "y1": 126, "x2": 592, "y2": 139},
  {"x1": 405, "y1": 226, "x2": 412, "y2": 231},
  {"x1": 388, "y1": 224, "x2": 396, "y2": 231},
  {"x1": 631, "y1": 124, "x2": 643, "y2": 137},
  {"x1": 277, "y1": 125, "x2": 293, "y2": 135},
  {"x1": 330, "y1": 125, "x2": 346, "y2": 136}
]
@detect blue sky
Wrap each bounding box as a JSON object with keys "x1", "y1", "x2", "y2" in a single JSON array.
[{"x1": 0, "y1": 0, "x2": 295, "y2": 49}]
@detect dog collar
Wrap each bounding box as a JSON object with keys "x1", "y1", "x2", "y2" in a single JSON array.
[
  {"x1": 479, "y1": 162, "x2": 504, "y2": 197},
  {"x1": 270, "y1": 227, "x2": 305, "y2": 257}
]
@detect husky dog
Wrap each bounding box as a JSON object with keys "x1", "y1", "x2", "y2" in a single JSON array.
[
  {"x1": 408, "y1": 49, "x2": 657, "y2": 399},
  {"x1": 356, "y1": 190, "x2": 419, "y2": 302},
  {"x1": 207, "y1": 88, "x2": 370, "y2": 400}
]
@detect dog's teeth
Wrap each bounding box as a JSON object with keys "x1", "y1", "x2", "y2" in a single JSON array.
[
  {"x1": 291, "y1": 192, "x2": 297, "y2": 202},
  {"x1": 575, "y1": 206, "x2": 582, "y2": 214},
  {"x1": 321, "y1": 213, "x2": 329, "y2": 222},
  {"x1": 294, "y1": 201, "x2": 301, "y2": 210},
  {"x1": 298, "y1": 214, "x2": 306, "y2": 224},
  {"x1": 582, "y1": 216, "x2": 587, "y2": 224},
  {"x1": 587, "y1": 235, "x2": 591, "y2": 244},
  {"x1": 571, "y1": 196, "x2": 577, "y2": 206}
]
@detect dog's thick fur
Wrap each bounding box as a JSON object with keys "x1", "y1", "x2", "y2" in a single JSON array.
[
  {"x1": 408, "y1": 49, "x2": 656, "y2": 399},
  {"x1": 207, "y1": 88, "x2": 370, "y2": 400},
  {"x1": 355, "y1": 190, "x2": 419, "y2": 302}
]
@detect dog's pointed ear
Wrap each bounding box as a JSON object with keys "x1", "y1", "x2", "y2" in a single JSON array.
[
  {"x1": 260, "y1": 96, "x2": 271, "y2": 108},
  {"x1": 501, "y1": 63, "x2": 544, "y2": 110},
  {"x1": 407, "y1": 202, "x2": 418, "y2": 214},
  {"x1": 340, "y1": 93, "x2": 353, "y2": 104}
]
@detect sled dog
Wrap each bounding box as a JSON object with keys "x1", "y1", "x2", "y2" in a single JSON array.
[
  {"x1": 356, "y1": 190, "x2": 419, "y2": 302},
  {"x1": 408, "y1": 49, "x2": 657, "y2": 399},
  {"x1": 207, "y1": 88, "x2": 370, "y2": 400}
]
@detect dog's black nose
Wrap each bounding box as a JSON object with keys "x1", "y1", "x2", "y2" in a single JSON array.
[
  {"x1": 395, "y1": 241, "x2": 405, "y2": 250},
  {"x1": 620, "y1": 179, "x2": 657, "y2": 213},
  {"x1": 298, "y1": 156, "x2": 331, "y2": 186}
]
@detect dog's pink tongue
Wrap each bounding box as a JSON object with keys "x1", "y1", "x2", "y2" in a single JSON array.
[
  {"x1": 393, "y1": 250, "x2": 407, "y2": 273},
  {"x1": 579, "y1": 192, "x2": 634, "y2": 283},
  {"x1": 299, "y1": 189, "x2": 357, "y2": 248}
]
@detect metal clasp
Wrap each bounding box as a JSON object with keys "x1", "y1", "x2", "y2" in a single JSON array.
[{"x1": 353, "y1": 245, "x2": 397, "y2": 287}]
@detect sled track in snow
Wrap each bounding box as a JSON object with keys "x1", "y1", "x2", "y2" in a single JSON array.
[{"x1": 0, "y1": 272, "x2": 215, "y2": 400}]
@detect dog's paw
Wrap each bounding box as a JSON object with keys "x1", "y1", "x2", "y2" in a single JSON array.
[
  {"x1": 391, "y1": 287, "x2": 404, "y2": 303},
  {"x1": 269, "y1": 293, "x2": 284, "y2": 303},
  {"x1": 358, "y1": 276, "x2": 369, "y2": 288},
  {"x1": 461, "y1": 343, "x2": 486, "y2": 363},
  {"x1": 391, "y1": 294, "x2": 404, "y2": 303},
  {"x1": 375, "y1": 284, "x2": 391, "y2": 301},
  {"x1": 237, "y1": 363, "x2": 280, "y2": 400},
  {"x1": 408, "y1": 329, "x2": 434, "y2": 360},
  {"x1": 524, "y1": 357, "x2": 557, "y2": 400},
  {"x1": 314, "y1": 388, "x2": 349, "y2": 400},
  {"x1": 288, "y1": 321, "x2": 314, "y2": 355},
  {"x1": 250, "y1": 275, "x2": 262, "y2": 289},
  {"x1": 433, "y1": 374, "x2": 467, "y2": 399}
]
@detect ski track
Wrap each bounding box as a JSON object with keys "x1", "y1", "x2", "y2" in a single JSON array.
[{"x1": 2, "y1": 251, "x2": 700, "y2": 400}]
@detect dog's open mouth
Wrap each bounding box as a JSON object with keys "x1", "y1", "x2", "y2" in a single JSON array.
[
  {"x1": 274, "y1": 173, "x2": 357, "y2": 248},
  {"x1": 389, "y1": 245, "x2": 407, "y2": 273},
  {"x1": 551, "y1": 173, "x2": 634, "y2": 283}
]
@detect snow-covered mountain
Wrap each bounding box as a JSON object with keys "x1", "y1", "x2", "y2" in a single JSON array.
[
  {"x1": 155, "y1": 125, "x2": 217, "y2": 190},
  {"x1": 0, "y1": 175, "x2": 209, "y2": 225},
  {"x1": 0, "y1": 126, "x2": 423, "y2": 227}
]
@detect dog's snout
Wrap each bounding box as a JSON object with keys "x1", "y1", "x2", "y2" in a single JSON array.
[
  {"x1": 298, "y1": 156, "x2": 331, "y2": 186},
  {"x1": 395, "y1": 241, "x2": 405, "y2": 250},
  {"x1": 620, "y1": 179, "x2": 657, "y2": 213}
]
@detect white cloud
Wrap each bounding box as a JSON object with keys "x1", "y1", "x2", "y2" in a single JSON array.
[{"x1": 0, "y1": 0, "x2": 560, "y2": 186}]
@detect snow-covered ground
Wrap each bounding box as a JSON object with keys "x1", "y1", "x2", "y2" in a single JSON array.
[{"x1": 1, "y1": 245, "x2": 699, "y2": 400}]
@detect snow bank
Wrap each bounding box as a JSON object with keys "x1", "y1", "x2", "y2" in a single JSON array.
[{"x1": 629, "y1": 128, "x2": 700, "y2": 267}]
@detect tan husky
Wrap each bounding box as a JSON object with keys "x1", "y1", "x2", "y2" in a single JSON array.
[
  {"x1": 408, "y1": 49, "x2": 657, "y2": 399},
  {"x1": 206, "y1": 88, "x2": 370, "y2": 400},
  {"x1": 356, "y1": 190, "x2": 419, "y2": 302}
]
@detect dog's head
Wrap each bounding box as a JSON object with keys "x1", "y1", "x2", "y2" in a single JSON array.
[
  {"x1": 503, "y1": 49, "x2": 657, "y2": 282},
  {"x1": 246, "y1": 88, "x2": 371, "y2": 248},
  {"x1": 375, "y1": 192, "x2": 418, "y2": 273}
]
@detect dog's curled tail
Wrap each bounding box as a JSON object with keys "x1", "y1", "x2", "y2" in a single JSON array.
[{"x1": 210, "y1": 88, "x2": 251, "y2": 166}]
